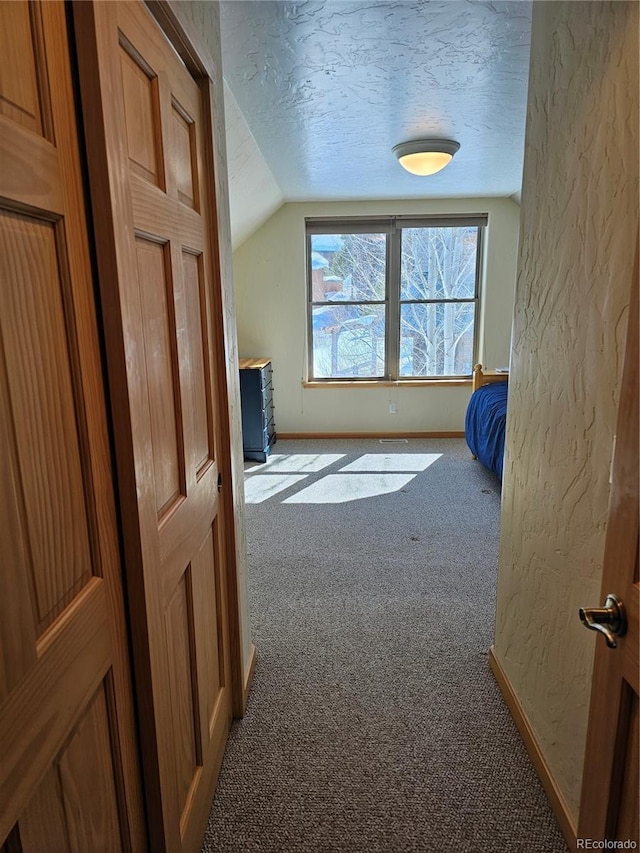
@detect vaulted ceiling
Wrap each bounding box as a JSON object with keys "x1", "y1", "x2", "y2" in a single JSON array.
[{"x1": 219, "y1": 0, "x2": 532, "y2": 246}]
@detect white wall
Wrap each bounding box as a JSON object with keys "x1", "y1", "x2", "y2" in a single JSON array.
[
  {"x1": 494, "y1": 0, "x2": 638, "y2": 823},
  {"x1": 223, "y1": 82, "x2": 284, "y2": 251},
  {"x1": 233, "y1": 198, "x2": 520, "y2": 433}
]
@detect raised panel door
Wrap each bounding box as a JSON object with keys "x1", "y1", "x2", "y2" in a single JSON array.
[
  {"x1": 0, "y1": 1, "x2": 144, "y2": 848},
  {"x1": 74, "y1": 2, "x2": 233, "y2": 850}
]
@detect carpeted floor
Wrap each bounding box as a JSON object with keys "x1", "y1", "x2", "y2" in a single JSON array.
[{"x1": 202, "y1": 438, "x2": 568, "y2": 853}]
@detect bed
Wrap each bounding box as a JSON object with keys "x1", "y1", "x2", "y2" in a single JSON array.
[{"x1": 465, "y1": 364, "x2": 509, "y2": 481}]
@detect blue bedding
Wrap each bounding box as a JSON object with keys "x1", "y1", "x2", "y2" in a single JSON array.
[{"x1": 465, "y1": 381, "x2": 508, "y2": 481}]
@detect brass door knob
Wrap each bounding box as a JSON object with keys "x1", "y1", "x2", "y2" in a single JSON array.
[{"x1": 579, "y1": 594, "x2": 627, "y2": 649}]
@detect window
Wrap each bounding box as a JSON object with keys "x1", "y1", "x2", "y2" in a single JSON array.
[{"x1": 306, "y1": 215, "x2": 486, "y2": 381}]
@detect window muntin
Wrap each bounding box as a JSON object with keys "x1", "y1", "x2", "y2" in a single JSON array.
[{"x1": 307, "y1": 216, "x2": 485, "y2": 381}]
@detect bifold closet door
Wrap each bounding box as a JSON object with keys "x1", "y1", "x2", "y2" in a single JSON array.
[
  {"x1": 0, "y1": 1, "x2": 145, "y2": 850},
  {"x1": 74, "y1": 2, "x2": 233, "y2": 850}
]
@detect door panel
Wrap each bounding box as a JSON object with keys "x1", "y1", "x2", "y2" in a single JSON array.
[
  {"x1": 74, "y1": 2, "x2": 233, "y2": 850},
  {"x1": 19, "y1": 765, "x2": 72, "y2": 852},
  {"x1": 193, "y1": 523, "x2": 225, "y2": 728},
  {"x1": 170, "y1": 99, "x2": 198, "y2": 210},
  {"x1": 183, "y1": 250, "x2": 213, "y2": 471},
  {"x1": 17, "y1": 678, "x2": 125, "y2": 853},
  {"x1": 614, "y1": 690, "x2": 638, "y2": 841},
  {"x1": 0, "y1": 1, "x2": 45, "y2": 134},
  {"x1": 52, "y1": 683, "x2": 123, "y2": 850},
  {"x1": 0, "y1": 1, "x2": 144, "y2": 848},
  {"x1": 134, "y1": 235, "x2": 185, "y2": 517},
  {"x1": 0, "y1": 212, "x2": 93, "y2": 634},
  {"x1": 119, "y1": 42, "x2": 164, "y2": 188}
]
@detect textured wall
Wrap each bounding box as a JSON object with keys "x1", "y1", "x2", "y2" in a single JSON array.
[
  {"x1": 174, "y1": 1, "x2": 254, "y2": 685},
  {"x1": 233, "y1": 198, "x2": 520, "y2": 433},
  {"x1": 494, "y1": 0, "x2": 638, "y2": 822}
]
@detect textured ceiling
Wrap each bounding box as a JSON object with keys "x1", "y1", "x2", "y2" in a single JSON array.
[{"x1": 220, "y1": 0, "x2": 532, "y2": 202}]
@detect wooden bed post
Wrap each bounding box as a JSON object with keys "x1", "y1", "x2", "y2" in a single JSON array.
[{"x1": 472, "y1": 363, "x2": 485, "y2": 393}]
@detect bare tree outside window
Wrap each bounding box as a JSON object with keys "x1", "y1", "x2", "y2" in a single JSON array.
[
  {"x1": 399, "y1": 226, "x2": 477, "y2": 376},
  {"x1": 310, "y1": 232, "x2": 386, "y2": 378}
]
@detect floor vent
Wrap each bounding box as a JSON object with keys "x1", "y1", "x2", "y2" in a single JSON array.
[{"x1": 379, "y1": 438, "x2": 409, "y2": 443}]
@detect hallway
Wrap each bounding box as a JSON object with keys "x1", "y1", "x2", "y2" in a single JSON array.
[{"x1": 202, "y1": 438, "x2": 567, "y2": 852}]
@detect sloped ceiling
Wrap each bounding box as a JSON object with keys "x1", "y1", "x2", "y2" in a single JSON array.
[
  {"x1": 223, "y1": 81, "x2": 284, "y2": 248},
  {"x1": 220, "y1": 0, "x2": 531, "y2": 247}
]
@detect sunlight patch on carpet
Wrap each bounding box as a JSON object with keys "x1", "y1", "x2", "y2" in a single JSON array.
[
  {"x1": 244, "y1": 474, "x2": 308, "y2": 503},
  {"x1": 339, "y1": 453, "x2": 442, "y2": 472},
  {"x1": 282, "y1": 473, "x2": 416, "y2": 504},
  {"x1": 249, "y1": 453, "x2": 345, "y2": 473}
]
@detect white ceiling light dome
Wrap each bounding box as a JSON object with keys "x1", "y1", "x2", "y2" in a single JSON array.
[{"x1": 393, "y1": 139, "x2": 460, "y2": 176}]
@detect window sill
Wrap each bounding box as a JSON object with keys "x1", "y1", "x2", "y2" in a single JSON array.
[{"x1": 303, "y1": 379, "x2": 472, "y2": 389}]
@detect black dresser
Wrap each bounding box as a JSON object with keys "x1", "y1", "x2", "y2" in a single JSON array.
[{"x1": 239, "y1": 358, "x2": 276, "y2": 462}]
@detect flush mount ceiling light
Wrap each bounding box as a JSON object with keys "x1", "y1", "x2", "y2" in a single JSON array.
[{"x1": 392, "y1": 138, "x2": 460, "y2": 176}]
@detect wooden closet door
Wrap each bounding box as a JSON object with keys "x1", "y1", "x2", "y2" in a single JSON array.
[
  {"x1": 74, "y1": 3, "x2": 233, "y2": 850},
  {"x1": 0, "y1": 2, "x2": 145, "y2": 850}
]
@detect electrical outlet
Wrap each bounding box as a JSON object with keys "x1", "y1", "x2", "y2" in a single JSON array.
[{"x1": 389, "y1": 402, "x2": 397, "y2": 414}]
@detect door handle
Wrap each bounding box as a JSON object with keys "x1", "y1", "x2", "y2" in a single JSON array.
[{"x1": 579, "y1": 594, "x2": 627, "y2": 649}]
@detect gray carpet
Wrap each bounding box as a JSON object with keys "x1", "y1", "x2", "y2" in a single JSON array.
[{"x1": 202, "y1": 438, "x2": 568, "y2": 853}]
